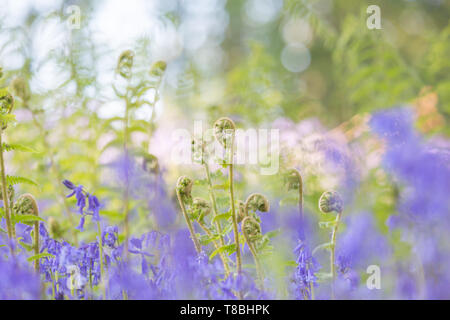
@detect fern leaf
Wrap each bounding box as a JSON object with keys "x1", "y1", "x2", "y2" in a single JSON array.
[
  {"x1": 6, "y1": 175, "x2": 39, "y2": 187},
  {"x1": 2, "y1": 143, "x2": 38, "y2": 153}
]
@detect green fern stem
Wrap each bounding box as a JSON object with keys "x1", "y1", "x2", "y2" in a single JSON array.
[
  {"x1": 176, "y1": 188, "x2": 202, "y2": 253},
  {"x1": 197, "y1": 220, "x2": 230, "y2": 277},
  {"x1": 0, "y1": 129, "x2": 13, "y2": 240},
  {"x1": 225, "y1": 132, "x2": 242, "y2": 275},
  {"x1": 242, "y1": 217, "x2": 264, "y2": 289},
  {"x1": 22, "y1": 194, "x2": 40, "y2": 271},
  {"x1": 228, "y1": 162, "x2": 241, "y2": 274},
  {"x1": 203, "y1": 162, "x2": 229, "y2": 267},
  {"x1": 330, "y1": 210, "x2": 342, "y2": 300}
]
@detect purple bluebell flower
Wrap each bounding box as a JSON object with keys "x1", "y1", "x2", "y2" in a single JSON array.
[
  {"x1": 370, "y1": 106, "x2": 450, "y2": 299},
  {"x1": 370, "y1": 107, "x2": 450, "y2": 223},
  {"x1": 76, "y1": 216, "x2": 86, "y2": 231},
  {"x1": 62, "y1": 179, "x2": 77, "y2": 190},
  {"x1": 337, "y1": 213, "x2": 390, "y2": 270},
  {"x1": 128, "y1": 236, "x2": 154, "y2": 275},
  {"x1": 292, "y1": 240, "x2": 320, "y2": 300},
  {"x1": 0, "y1": 255, "x2": 41, "y2": 299},
  {"x1": 102, "y1": 226, "x2": 119, "y2": 248},
  {"x1": 88, "y1": 194, "x2": 101, "y2": 222},
  {"x1": 63, "y1": 180, "x2": 102, "y2": 230}
]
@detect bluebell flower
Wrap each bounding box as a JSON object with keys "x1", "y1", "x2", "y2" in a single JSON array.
[
  {"x1": 102, "y1": 226, "x2": 119, "y2": 248},
  {"x1": 128, "y1": 236, "x2": 154, "y2": 275},
  {"x1": 63, "y1": 180, "x2": 102, "y2": 230},
  {"x1": 88, "y1": 194, "x2": 101, "y2": 222},
  {"x1": 0, "y1": 254, "x2": 41, "y2": 299},
  {"x1": 292, "y1": 240, "x2": 320, "y2": 300},
  {"x1": 370, "y1": 107, "x2": 450, "y2": 223},
  {"x1": 62, "y1": 179, "x2": 77, "y2": 190}
]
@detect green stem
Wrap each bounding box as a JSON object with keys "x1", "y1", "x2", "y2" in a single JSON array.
[
  {"x1": 225, "y1": 133, "x2": 243, "y2": 300},
  {"x1": 0, "y1": 129, "x2": 13, "y2": 241},
  {"x1": 242, "y1": 217, "x2": 264, "y2": 289},
  {"x1": 176, "y1": 189, "x2": 201, "y2": 253},
  {"x1": 49, "y1": 270, "x2": 56, "y2": 299},
  {"x1": 89, "y1": 267, "x2": 93, "y2": 298},
  {"x1": 23, "y1": 194, "x2": 40, "y2": 271},
  {"x1": 197, "y1": 220, "x2": 230, "y2": 277},
  {"x1": 226, "y1": 133, "x2": 241, "y2": 274},
  {"x1": 204, "y1": 162, "x2": 228, "y2": 255},
  {"x1": 330, "y1": 211, "x2": 342, "y2": 300}
]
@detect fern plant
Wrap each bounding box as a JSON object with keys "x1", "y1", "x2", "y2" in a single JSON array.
[
  {"x1": 0, "y1": 84, "x2": 43, "y2": 259},
  {"x1": 177, "y1": 117, "x2": 274, "y2": 296},
  {"x1": 102, "y1": 49, "x2": 167, "y2": 244}
]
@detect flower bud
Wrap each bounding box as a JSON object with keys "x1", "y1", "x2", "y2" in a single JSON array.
[
  {"x1": 176, "y1": 176, "x2": 193, "y2": 201},
  {"x1": 10, "y1": 77, "x2": 31, "y2": 102},
  {"x1": 62, "y1": 179, "x2": 76, "y2": 190},
  {"x1": 116, "y1": 50, "x2": 135, "y2": 79},
  {"x1": 318, "y1": 191, "x2": 343, "y2": 214},
  {"x1": 192, "y1": 197, "x2": 211, "y2": 220},
  {"x1": 245, "y1": 193, "x2": 270, "y2": 213},
  {"x1": 149, "y1": 60, "x2": 167, "y2": 78},
  {"x1": 214, "y1": 117, "x2": 235, "y2": 147}
]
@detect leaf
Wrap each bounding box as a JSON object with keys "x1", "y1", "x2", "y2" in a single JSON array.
[
  {"x1": 6, "y1": 175, "x2": 39, "y2": 187},
  {"x1": 99, "y1": 210, "x2": 122, "y2": 219},
  {"x1": 0, "y1": 88, "x2": 9, "y2": 97},
  {"x1": 265, "y1": 229, "x2": 280, "y2": 239},
  {"x1": 19, "y1": 240, "x2": 35, "y2": 251},
  {"x1": 312, "y1": 242, "x2": 333, "y2": 256},
  {"x1": 284, "y1": 260, "x2": 298, "y2": 267},
  {"x1": 13, "y1": 214, "x2": 44, "y2": 224},
  {"x1": 0, "y1": 113, "x2": 16, "y2": 124},
  {"x1": 212, "y1": 212, "x2": 231, "y2": 223},
  {"x1": 127, "y1": 124, "x2": 148, "y2": 134},
  {"x1": 213, "y1": 184, "x2": 227, "y2": 190},
  {"x1": 218, "y1": 223, "x2": 233, "y2": 237},
  {"x1": 318, "y1": 220, "x2": 337, "y2": 229},
  {"x1": 315, "y1": 272, "x2": 332, "y2": 282},
  {"x1": 2, "y1": 143, "x2": 39, "y2": 153},
  {"x1": 100, "y1": 137, "x2": 124, "y2": 154},
  {"x1": 27, "y1": 253, "x2": 55, "y2": 262},
  {"x1": 278, "y1": 196, "x2": 299, "y2": 207},
  {"x1": 194, "y1": 179, "x2": 207, "y2": 186},
  {"x1": 209, "y1": 244, "x2": 236, "y2": 261}
]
